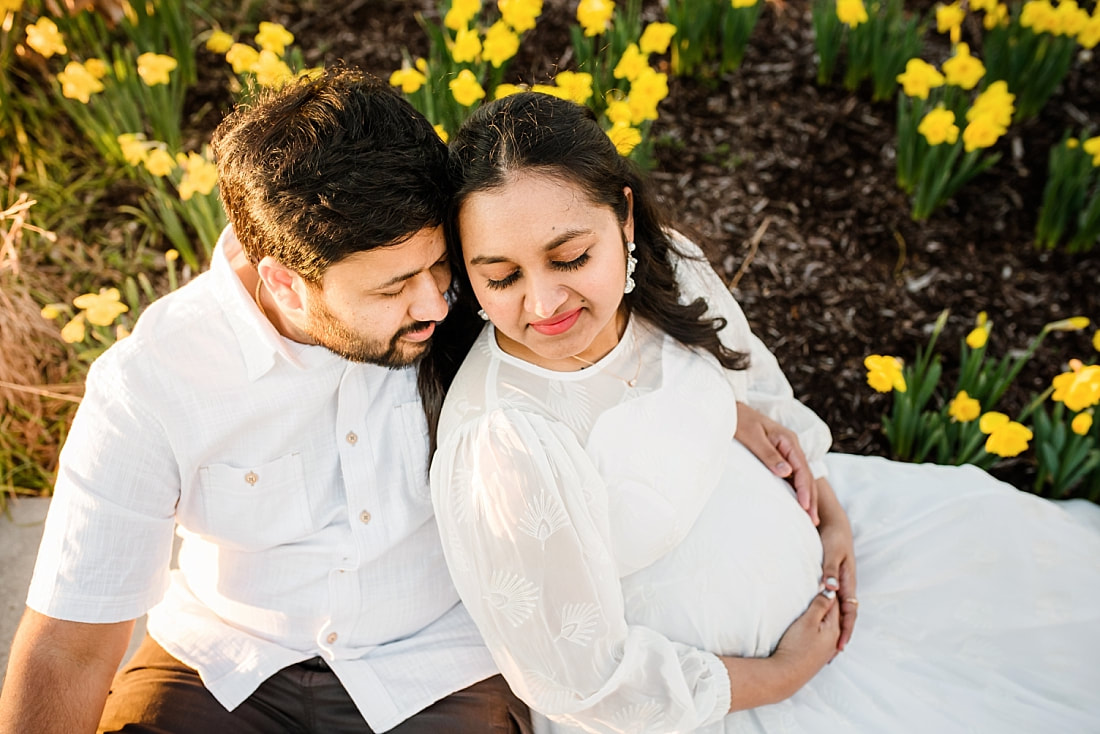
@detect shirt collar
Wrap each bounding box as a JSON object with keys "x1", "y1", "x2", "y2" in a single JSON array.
[{"x1": 211, "y1": 225, "x2": 323, "y2": 381}]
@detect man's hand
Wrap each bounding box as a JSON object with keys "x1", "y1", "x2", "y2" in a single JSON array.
[
  {"x1": 734, "y1": 402, "x2": 819, "y2": 525},
  {"x1": 815, "y1": 478, "x2": 857, "y2": 653}
]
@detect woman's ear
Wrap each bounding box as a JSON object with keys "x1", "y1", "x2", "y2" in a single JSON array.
[{"x1": 622, "y1": 186, "x2": 635, "y2": 243}]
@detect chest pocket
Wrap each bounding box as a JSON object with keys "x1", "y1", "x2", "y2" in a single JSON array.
[{"x1": 196, "y1": 453, "x2": 314, "y2": 552}]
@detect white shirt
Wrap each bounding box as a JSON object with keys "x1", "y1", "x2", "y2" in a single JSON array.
[{"x1": 27, "y1": 227, "x2": 497, "y2": 731}]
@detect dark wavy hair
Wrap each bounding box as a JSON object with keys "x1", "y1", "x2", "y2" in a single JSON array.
[
  {"x1": 212, "y1": 66, "x2": 452, "y2": 283},
  {"x1": 419, "y1": 92, "x2": 748, "y2": 451}
]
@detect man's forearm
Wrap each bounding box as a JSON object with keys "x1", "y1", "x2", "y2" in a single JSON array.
[{"x1": 0, "y1": 609, "x2": 134, "y2": 733}]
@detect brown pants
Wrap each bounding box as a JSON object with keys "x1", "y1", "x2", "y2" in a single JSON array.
[{"x1": 99, "y1": 635, "x2": 532, "y2": 734}]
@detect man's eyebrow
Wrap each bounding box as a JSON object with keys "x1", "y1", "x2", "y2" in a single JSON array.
[
  {"x1": 467, "y1": 228, "x2": 592, "y2": 266},
  {"x1": 371, "y1": 252, "x2": 447, "y2": 290}
]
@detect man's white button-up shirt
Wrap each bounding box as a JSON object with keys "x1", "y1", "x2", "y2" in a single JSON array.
[{"x1": 27, "y1": 227, "x2": 497, "y2": 731}]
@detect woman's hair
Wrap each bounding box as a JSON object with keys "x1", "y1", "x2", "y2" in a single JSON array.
[{"x1": 419, "y1": 92, "x2": 748, "y2": 451}]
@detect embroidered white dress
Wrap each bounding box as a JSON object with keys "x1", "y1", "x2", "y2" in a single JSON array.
[{"x1": 430, "y1": 246, "x2": 1100, "y2": 734}]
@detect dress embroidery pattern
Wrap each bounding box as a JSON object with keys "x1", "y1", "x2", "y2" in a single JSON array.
[
  {"x1": 555, "y1": 602, "x2": 601, "y2": 646},
  {"x1": 518, "y1": 491, "x2": 570, "y2": 546},
  {"x1": 486, "y1": 569, "x2": 539, "y2": 627}
]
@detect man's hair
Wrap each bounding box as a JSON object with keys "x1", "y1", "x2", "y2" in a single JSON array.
[{"x1": 212, "y1": 67, "x2": 452, "y2": 283}]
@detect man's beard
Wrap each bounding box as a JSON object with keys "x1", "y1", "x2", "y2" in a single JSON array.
[{"x1": 305, "y1": 298, "x2": 434, "y2": 369}]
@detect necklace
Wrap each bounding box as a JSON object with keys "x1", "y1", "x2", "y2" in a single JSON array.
[
  {"x1": 254, "y1": 277, "x2": 268, "y2": 319},
  {"x1": 570, "y1": 348, "x2": 643, "y2": 388}
]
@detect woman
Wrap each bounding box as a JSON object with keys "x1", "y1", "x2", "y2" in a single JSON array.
[{"x1": 422, "y1": 92, "x2": 1100, "y2": 733}]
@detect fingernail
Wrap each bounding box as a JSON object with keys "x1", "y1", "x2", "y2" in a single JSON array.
[
  {"x1": 825, "y1": 576, "x2": 838, "y2": 589},
  {"x1": 822, "y1": 589, "x2": 836, "y2": 600},
  {"x1": 775, "y1": 461, "x2": 791, "y2": 475}
]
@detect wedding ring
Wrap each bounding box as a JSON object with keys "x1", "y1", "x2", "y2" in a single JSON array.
[{"x1": 844, "y1": 597, "x2": 859, "y2": 606}]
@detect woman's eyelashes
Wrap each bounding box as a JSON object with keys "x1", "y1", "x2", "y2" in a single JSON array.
[{"x1": 483, "y1": 251, "x2": 591, "y2": 291}]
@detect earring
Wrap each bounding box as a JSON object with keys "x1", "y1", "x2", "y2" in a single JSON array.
[
  {"x1": 624, "y1": 241, "x2": 638, "y2": 295},
  {"x1": 478, "y1": 308, "x2": 489, "y2": 321}
]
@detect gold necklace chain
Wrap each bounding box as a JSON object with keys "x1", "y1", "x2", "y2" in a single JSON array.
[
  {"x1": 570, "y1": 348, "x2": 642, "y2": 388},
  {"x1": 254, "y1": 277, "x2": 268, "y2": 319}
]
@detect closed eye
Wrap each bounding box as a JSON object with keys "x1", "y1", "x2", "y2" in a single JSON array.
[
  {"x1": 485, "y1": 270, "x2": 520, "y2": 291},
  {"x1": 551, "y1": 251, "x2": 590, "y2": 271}
]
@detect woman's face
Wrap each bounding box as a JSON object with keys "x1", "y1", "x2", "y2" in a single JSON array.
[{"x1": 458, "y1": 173, "x2": 634, "y2": 368}]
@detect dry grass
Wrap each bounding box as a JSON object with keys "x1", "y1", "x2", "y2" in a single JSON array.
[{"x1": 1, "y1": 196, "x2": 82, "y2": 507}]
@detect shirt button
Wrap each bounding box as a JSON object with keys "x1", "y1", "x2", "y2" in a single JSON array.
[
  {"x1": 359, "y1": 510, "x2": 372, "y2": 524},
  {"x1": 326, "y1": 632, "x2": 338, "y2": 644},
  {"x1": 345, "y1": 431, "x2": 358, "y2": 445}
]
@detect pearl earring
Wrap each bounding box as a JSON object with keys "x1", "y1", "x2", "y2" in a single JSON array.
[
  {"x1": 624, "y1": 241, "x2": 638, "y2": 295},
  {"x1": 478, "y1": 309, "x2": 489, "y2": 321}
]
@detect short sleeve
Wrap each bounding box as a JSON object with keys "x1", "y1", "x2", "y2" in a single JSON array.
[
  {"x1": 26, "y1": 348, "x2": 179, "y2": 622},
  {"x1": 669, "y1": 232, "x2": 833, "y2": 477},
  {"x1": 431, "y1": 408, "x2": 731, "y2": 732}
]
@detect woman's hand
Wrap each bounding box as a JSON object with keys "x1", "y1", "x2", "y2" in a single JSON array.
[
  {"x1": 815, "y1": 477, "x2": 857, "y2": 652},
  {"x1": 772, "y1": 591, "x2": 841, "y2": 689},
  {"x1": 734, "y1": 402, "x2": 819, "y2": 525}
]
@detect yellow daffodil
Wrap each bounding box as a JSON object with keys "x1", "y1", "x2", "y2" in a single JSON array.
[
  {"x1": 251, "y1": 49, "x2": 293, "y2": 87},
  {"x1": 1072, "y1": 411, "x2": 1094, "y2": 436},
  {"x1": 60, "y1": 314, "x2": 86, "y2": 344},
  {"x1": 613, "y1": 43, "x2": 649, "y2": 82},
  {"x1": 1052, "y1": 360, "x2": 1100, "y2": 412},
  {"x1": 531, "y1": 83, "x2": 570, "y2": 99},
  {"x1": 1046, "y1": 316, "x2": 1091, "y2": 332},
  {"x1": 206, "y1": 29, "x2": 234, "y2": 54},
  {"x1": 948, "y1": 390, "x2": 982, "y2": 422},
  {"x1": 553, "y1": 70, "x2": 594, "y2": 105},
  {"x1": 451, "y1": 25, "x2": 482, "y2": 64},
  {"x1": 390, "y1": 65, "x2": 427, "y2": 94},
  {"x1": 962, "y1": 114, "x2": 1006, "y2": 152},
  {"x1": 73, "y1": 288, "x2": 129, "y2": 326},
  {"x1": 979, "y1": 412, "x2": 1033, "y2": 457},
  {"x1": 115, "y1": 324, "x2": 131, "y2": 340},
  {"x1": 606, "y1": 99, "x2": 632, "y2": 126},
  {"x1": 144, "y1": 148, "x2": 176, "y2": 177},
  {"x1": 942, "y1": 43, "x2": 985, "y2": 90},
  {"x1": 984, "y1": 3, "x2": 1010, "y2": 30},
  {"x1": 499, "y1": 0, "x2": 542, "y2": 33},
  {"x1": 577, "y1": 0, "x2": 615, "y2": 37},
  {"x1": 165, "y1": 249, "x2": 179, "y2": 262},
  {"x1": 1, "y1": 0, "x2": 24, "y2": 13},
  {"x1": 936, "y1": 1, "x2": 965, "y2": 34},
  {"x1": 918, "y1": 107, "x2": 959, "y2": 146},
  {"x1": 607, "y1": 123, "x2": 642, "y2": 156},
  {"x1": 836, "y1": 0, "x2": 868, "y2": 27},
  {"x1": 256, "y1": 21, "x2": 294, "y2": 55},
  {"x1": 1052, "y1": 0, "x2": 1088, "y2": 36},
  {"x1": 117, "y1": 133, "x2": 149, "y2": 166},
  {"x1": 483, "y1": 21, "x2": 520, "y2": 67},
  {"x1": 444, "y1": 0, "x2": 481, "y2": 31},
  {"x1": 966, "y1": 81, "x2": 1015, "y2": 128},
  {"x1": 178, "y1": 152, "x2": 218, "y2": 200},
  {"x1": 970, "y1": 0, "x2": 998, "y2": 11},
  {"x1": 896, "y1": 58, "x2": 945, "y2": 100},
  {"x1": 966, "y1": 324, "x2": 990, "y2": 349},
  {"x1": 732, "y1": 0, "x2": 758, "y2": 7},
  {"x1": 864, "y1": 354, "x2": 907, "y2": 393},
  {"x1": 1083, "y1": 137, "x2": 1100, "y2": 167},
  {"x1": 26, "y1": 17, "x2": 67, "y2": 58},
  {"x1": 137, "y1": 53, "x2": 177, "y2": 86},
  {"x1": 40, "y1": 304, "x2": 61, "y2": 320},
  {"x1": 449, "y1": 69, "x2": 486, "y2": 106},
  {"x1": 1021, "y1": 0, "x2": 1057, "y2": 34},
  {"x1": 433, "y1": 124, "x2": 449, "y2": 143},
  {"x1": 57, "y1": 61, "x2": 104, "y2": 104},
  {"x1": 1093, "y1": 329, "x2": 1100, "y2": 352},
  {"x1": 639, "y1": 22, "x2": 676, "y2": 55},
  {"x1": 226, "y1": 43, "x2": 260, "y2": 74},
  {"x1": 627, "y1": 68, "x2": 668, "y2": 123},
  {"x1": 1079, "y1": 14, "x2": 1100, "y2": 48},
  {"x1": 494, "y1": 83, "x2": 523, "y2": 98},
  {"x1": 83, "y1": 58, "x2": 109, "y2": 80}
]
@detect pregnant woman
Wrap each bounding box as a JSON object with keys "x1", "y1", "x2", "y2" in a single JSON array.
[{"x1": 423, "y1": 92, "x2": 1100, "y2": 733}]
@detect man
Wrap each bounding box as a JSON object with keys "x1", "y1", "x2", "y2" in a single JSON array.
[
  {"x1": 0, "y1": 68, "x2": 528, "y2": 733},
  {"x1": 0, "y1": 67, "x2": 816, "y2": 733}
]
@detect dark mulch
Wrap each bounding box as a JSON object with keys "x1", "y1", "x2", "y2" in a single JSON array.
[{"x1": 214, "y1": 0, "x2": 1100, "y2": 488}]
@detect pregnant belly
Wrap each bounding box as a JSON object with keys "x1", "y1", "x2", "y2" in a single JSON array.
[{"x1": 620, "y1": 441, "x2": 823, "y2": 658}]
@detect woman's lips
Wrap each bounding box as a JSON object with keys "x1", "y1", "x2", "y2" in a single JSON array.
[{"x1": 529, "y1": 308, "x2": 582, "y2": 336}]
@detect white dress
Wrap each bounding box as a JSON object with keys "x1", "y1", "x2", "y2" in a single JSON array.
[{"x1": 430, "y1": 242, "x2": 1100, "y2": 733}]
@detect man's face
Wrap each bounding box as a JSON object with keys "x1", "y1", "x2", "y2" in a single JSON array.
[{"x1": 303, "y1": 226, "x2": 451, "y2": 368}]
